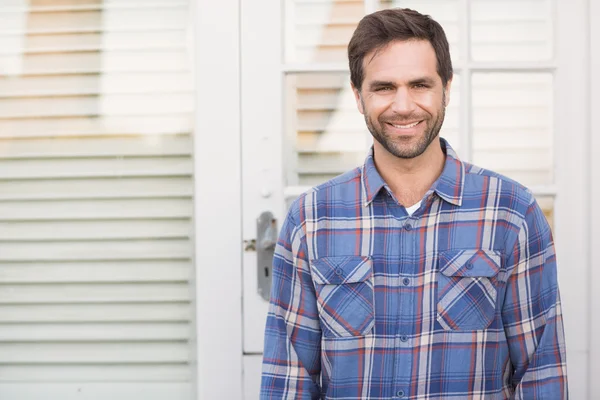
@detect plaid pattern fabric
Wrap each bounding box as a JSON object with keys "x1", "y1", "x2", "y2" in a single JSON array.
[{"x1": 261, "y1": 139, "x2": 568, "y2": 399}]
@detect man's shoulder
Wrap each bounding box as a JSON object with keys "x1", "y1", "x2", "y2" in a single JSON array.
[{"x1": 463, "y1": 161, "x2": 535, "y2": 208}]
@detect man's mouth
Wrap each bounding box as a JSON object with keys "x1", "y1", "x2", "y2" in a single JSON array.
[{"x1": 387, "y1": 121, "x2": 422, "y2": 129}]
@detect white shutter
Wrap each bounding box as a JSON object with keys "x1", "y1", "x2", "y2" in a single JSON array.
[{"x1": 0, "y1": 1, "x2": 194, "y2": 398}]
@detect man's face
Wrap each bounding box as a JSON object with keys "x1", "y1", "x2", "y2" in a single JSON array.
[{"x1": 352, "y1": 39, "x2": 451, "y2": 160}]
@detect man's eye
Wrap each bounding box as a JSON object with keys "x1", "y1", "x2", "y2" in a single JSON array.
[
  {"x1": 413, "y1": 84, "x2": 428, "y2": 89},
  {"x1": 376, "y1": 87, "x2": 392, "y2": 92}
]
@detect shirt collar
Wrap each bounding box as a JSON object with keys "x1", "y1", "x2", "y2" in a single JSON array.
[{"x1": 361, "y1": 138, "x2": 465, "y2": 207}]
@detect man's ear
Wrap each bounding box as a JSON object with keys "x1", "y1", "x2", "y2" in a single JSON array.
[{"x1": 351, "y1": 82, "x2": 364, "y2": 115}]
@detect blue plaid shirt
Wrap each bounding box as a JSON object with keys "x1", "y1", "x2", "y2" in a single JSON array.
[{"x1": 261, "y1": 139, "x2": 568, "y2": 399}]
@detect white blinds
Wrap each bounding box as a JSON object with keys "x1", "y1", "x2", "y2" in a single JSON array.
[{"x1": 0, "y1": 0, "x2": 194, "y2": 396}]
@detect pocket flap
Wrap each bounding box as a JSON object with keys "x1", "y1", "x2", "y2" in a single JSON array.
[
  {"x1": 310, "y1": 256, "x2": 372, "y2": 285},
  {"x1": 439, "y1": 249, "x2": 502, "y2": 277}
]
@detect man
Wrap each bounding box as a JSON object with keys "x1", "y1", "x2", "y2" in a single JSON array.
[{"x1": 261, "y1": 8, "x2": 568, "y2": 400}]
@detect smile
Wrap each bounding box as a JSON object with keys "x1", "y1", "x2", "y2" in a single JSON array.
[{"x1": 388, "y1": 121, "x2": 422, "y2": 129}]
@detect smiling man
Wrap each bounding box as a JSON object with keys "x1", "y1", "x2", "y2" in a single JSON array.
[{"x1": 260, "y1": 8, "x2": 568, "y2": 400}]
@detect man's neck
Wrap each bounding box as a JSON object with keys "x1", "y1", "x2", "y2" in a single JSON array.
[{"x1": 373, "y1": 138, "x2": 446, "y2": 207}]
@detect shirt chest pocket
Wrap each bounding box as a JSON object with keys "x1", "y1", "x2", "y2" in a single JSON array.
[
  {"x1": 437, "y1": 249, "x2": 505, "y2": 331},
  {"x1": 310, "y1": 256, "x2": 375, "y2": 338}
]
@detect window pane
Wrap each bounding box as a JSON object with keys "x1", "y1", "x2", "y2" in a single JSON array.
[
  {"x1": 379, "y1": 0, "x2": 460, "y2": 61},
  {"x1": 472, "y1": 73, "x2": 553, "y2": 186},
  {"x1": 285, "y1": 72, "x2": 367, "y2": 187},
  {"x1": 471, "y1": 0, "x2": 553, "y2": 62},
  {"x1": 285, "y1": 0, "x2": 364, "y2": 63}
]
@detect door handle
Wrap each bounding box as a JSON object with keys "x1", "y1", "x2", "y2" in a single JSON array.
[{"x1": 257, "y1": 211, "x2": 278, "y2": 301}]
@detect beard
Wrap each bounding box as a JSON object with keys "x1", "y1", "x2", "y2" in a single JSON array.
[{"x1": 363, "y1": 92, "x2": 446, "y2": 159}]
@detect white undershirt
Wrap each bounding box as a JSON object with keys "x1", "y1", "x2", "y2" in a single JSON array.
[{"x1": 405, "y1": 201, "x2": 422, "y2": 216}]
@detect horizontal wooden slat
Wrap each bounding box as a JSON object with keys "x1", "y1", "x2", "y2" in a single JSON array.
[
  {"x1": 473, "y1": 149, "x2": 551, "y2": 170},
  {"x1": 294, "y1": 1, "x2": 363, "y2": 23},
  {"x1": 0, "y1": 9, "x2": 187, "y2": 33},
  {"x1": 0, "y1": 261, "x2": 191, "y2": 283},
  {"x1": 0, "y1": 72, "x2": 193, "y2": 98},
  {"x1": 0, "y1": 220, "x2": 190, "y2": 241},
  {"x1": 0, "y1": 303, "x2": 191, "y2": 323},
  {"x1": 1, "y1": 3, "x2": 188, "y2": 13},
  {"x1": 473, "y1": 131, "x2": 550, "y2": 150},
  {"x1": 298, "y1": 173, "x2": 342, "y2": 187},
  {"x1": 471, "y1": 0, "x2": 550, "y2": 22},
  {"x1": 0, "y1": 365, "x2": 190, "y2": 382},
  {"x1": 0, "y1": 116, "x2": 192, "y2": 138},
  {"x1": 297, "y1": 130, "x2": 368, "y2": 152},
  {"x1": 0, "y1": 342, "x2": 189, "y2": 363},
  {"x1": 0, "y1": 383, "x2": 192, "y2": 399},
  {"x1": 471, "y1": 23, "x2": 549, "y2": 43},
  {"x1": 0, "y1": 94, "x2": 193, "y2": 118},
  {"x1": 298, "y1": 152, "x2": 364, "y2": 174},
  {"x1": 0, "y1": 322, "x2": 190, "y2": 342},
  {"x1": 0, "y1": 135, "x2": 191, "y2": 158},
  {"x1": 0, "y1": 156, "x2": 192, "y2": 180},
  {"x1": 0, "y1": 283, "x2": 189, "y2": 303},
  {"x1": 471, "y1": 43, "x2": 552, "y2": 62},
  {"x1": 473, "y1": 109, "x2": 550, "y2": 129},
  {"x1": 0, "y1": 177, "x2": 192, "y2": 200},
  {"x1": 0, "y1": 239, "x2": 192, "y2": 261},
  {"x1": 0, "y1": 50, "x2": 189, "y2": 75},
  {"x1": 0, "y1": 199, "x2": 192, "y2": 221},
  {"x1": 0, "y1": 31, "x2": 187, "y2": 55}
]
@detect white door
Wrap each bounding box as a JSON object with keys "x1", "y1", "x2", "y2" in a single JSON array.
[{"x1": 240, "y1": 1, "x2": 591, "y2": 398}]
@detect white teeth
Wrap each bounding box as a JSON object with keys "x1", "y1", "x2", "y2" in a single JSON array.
[{"x1": 392, "y1": 121, "x2": 420, "y2": 129}]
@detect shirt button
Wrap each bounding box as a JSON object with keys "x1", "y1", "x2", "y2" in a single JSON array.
[
  {"x1": 335, "y1": 267, "x2": 343, "y2": 275},
  {"x1": 403, "y1": 223, "x2": 412, "y2": 231},
  {"x1": 396, "y1": 389, "x2": 406, "y2": 397},
  {"x1": 402, "y1": 278, "x2": 410, "y2": 286},
  {"x1": 466, "y1": 262, "x2": 474, "y2": 270},
  {"x1": 400, "y1": 335, "x2": 409, "y2": 342}
]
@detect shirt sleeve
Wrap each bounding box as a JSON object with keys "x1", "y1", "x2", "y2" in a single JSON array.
[
  {"x1": 502, "y1": 196, "x2": 569, "y2": 399},
  {"x1": 260, "y1": 207, "x2": 322, "y2": 399}
]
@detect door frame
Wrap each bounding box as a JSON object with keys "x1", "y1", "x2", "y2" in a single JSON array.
[
  {"x1": 589, "y1": 0, "x2": 600, "y2": 396},
  {"x1": 193, "y1": 0, "x2": 243, "y2": 398}
]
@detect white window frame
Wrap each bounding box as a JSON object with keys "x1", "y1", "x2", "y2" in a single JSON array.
[
  {"x1": 193, "y1": 0, "x2": 243, "y2": 399},
  {"x1": 589, "y1": 0, "x2": 600, "y2": 396}
]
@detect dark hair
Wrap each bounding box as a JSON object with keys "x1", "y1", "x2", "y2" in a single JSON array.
[{"x1": 348, "y1": 8, "x2": 453, "y2": 91}]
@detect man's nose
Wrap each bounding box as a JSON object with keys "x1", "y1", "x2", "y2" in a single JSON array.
[{"x1": 390, "y1": 87, "x2": 416, "y2": 114}]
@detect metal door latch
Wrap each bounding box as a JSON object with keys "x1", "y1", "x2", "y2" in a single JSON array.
[{"x1": 256, "y1": 211, "x2": 278, "y2": 301}]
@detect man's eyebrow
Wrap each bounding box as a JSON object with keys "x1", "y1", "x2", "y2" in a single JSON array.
[
  {"x1": 368, "y1": 80, "x2": 395, "y2": 89},
  {"x1": 408, "y1": 77, "x2": 436, "y2": 86}
]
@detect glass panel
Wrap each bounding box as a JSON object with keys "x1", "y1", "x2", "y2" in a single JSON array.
[
  {"x1": 285, "y1": 0, "x2": 364, "y2": 63},
  {"x1": 379, "y1": 0, "x2": 461, "y2": 62},
  {"x1": 472, "y1": 73, "x2": 553, "y2": 186},
  {"x1": 471, "y1": 0, "x2": 553, "y2": 62},
  {"x1": 285, "y1": 72, "x2": 461, "y2": 188}
]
